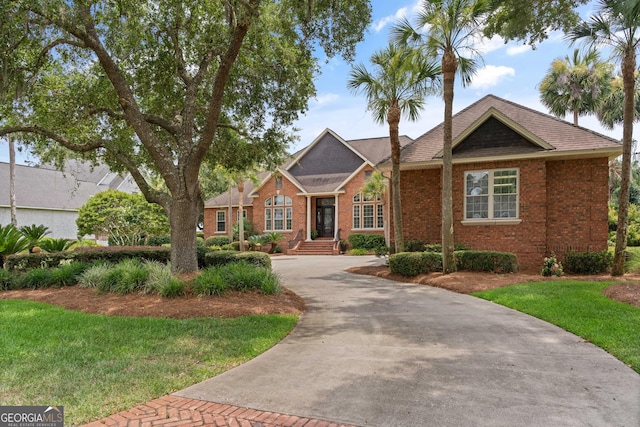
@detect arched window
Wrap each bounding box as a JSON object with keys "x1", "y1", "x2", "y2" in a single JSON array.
[
  {"x1": 352, "y1": 192, "x2": 383, "y2": 230},
  {"x1": 265, "y1": 196, "x2": 292, "y2": 231}
]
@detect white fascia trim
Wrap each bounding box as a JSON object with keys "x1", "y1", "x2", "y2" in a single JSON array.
[
  {"x1": 296, "y1": 191, "x2": 346, "y2": 197},
  {"x1": 0, "y1": 205, "x2": 79, "y2": 213},
  {"x1": 279, "y1": 168, "x2": 308, "y2": 193}
]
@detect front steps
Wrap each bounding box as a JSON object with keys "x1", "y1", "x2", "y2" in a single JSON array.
[{"x1": 290, "y1": 239, "x2": 337, "y2": 255}]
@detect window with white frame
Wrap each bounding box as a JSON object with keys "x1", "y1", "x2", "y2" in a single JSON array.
[
  {"x1": 352, "y1": 192, "x2": 384, "y2": 229},
  {"x1": 465, "y1": 169, "x2": 518, "y2": 220},
  {"x1": 265, "y1": 196, "x2": 292, "y2": 231},
  {"x1": 236, "y1": 210, "x2": 248, "y2": 221},
  {"x1": 216, "y1": 211, "x2": 226, "y2": 232}
]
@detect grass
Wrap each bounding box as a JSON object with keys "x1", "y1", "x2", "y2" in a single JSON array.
[
  {"x1": 0, "y1": 300, "x2": 297, "y2": 425},
  {"x1": 474, "y1": 280, "x2": 640, "y2": 373}
]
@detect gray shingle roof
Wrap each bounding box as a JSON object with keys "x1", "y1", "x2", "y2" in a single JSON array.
[
  {"x1": 393, "y1": 94, "x2": 622, "y2": 167},
  {"x1": 204, "y1": 171, "x2": 270, "y2": 208}
]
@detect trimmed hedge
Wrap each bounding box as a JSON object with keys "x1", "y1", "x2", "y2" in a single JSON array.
[
  {"x1": 203, "y1": 250, "x2": 271, "y2": 269},
  {"x1": 6, "y1": 246, "x2": 171, "y2": 272},
  {"x1": 205, "y1": 236, "x2": 230, "y2": 247},
  {"x1": 389, "y1": 252, "x2": 443, "y2": 276},
  {"x1": 389, "y1": 250, "x2": 518, "y2": 276},
  {"x1": 455, "y1": 250, "x2": 518, "y2": 273},
  {"x1": 564, "y1": 250, "x2": 612, "y2": 274},
  {"x1": 348, "y1": 234, "x2": 386, "y2": 250}
]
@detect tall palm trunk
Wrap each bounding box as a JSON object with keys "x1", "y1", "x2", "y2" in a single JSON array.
[
  {"x1": 612, "y1": 47, "x2": 636, "y2": 276},
  {"x1": 8, "y1": 135, "x2": 17, "y2": 226},
  {"x1": 388, "y1": 102, "x2": 404, "y2": 253},
  {"x1": 237, "y1": 180, "x2": 245, "y2": 251},
  {"x1": 442, "y1": 49, "x2": 457, "y2": 274},
  {"x1": 227, "y1": 185, "x2": 233, "y2": 243}
]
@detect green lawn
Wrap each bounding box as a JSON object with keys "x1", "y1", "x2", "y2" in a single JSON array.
[
  {"x1": 474, "y1": 280, "x2": 640, "y2": 374},
  {"x1": 0, "y1": 300, "x2": 297, "y2": 425}
]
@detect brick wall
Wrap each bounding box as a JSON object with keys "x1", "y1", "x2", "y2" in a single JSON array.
[
  {"x1": 203, "y1": 206, "x2": 254, "y2": 239},
  {"x1": 399, "y1": 157, "x2": 609, "y2": 271},
  {"x1": 338, "y1": 165, "x2": 385, "y2": 242},
  {"x1": 252, "y1": 174, "x2": 306, "y2": 243}
]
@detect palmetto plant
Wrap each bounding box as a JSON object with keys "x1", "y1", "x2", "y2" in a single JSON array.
[
  {"x1": 18, "y1": 224, "x2": 50, "y2": 251},
  {"x1": 262, "y1": 232, "x2": 285, "y2": 254},
  {"x1": 0, "y1": 224, "x2": 29, "y2": 267},
  {"x1": 38, "y1": 237, "x2": 74, "y2": 253}
]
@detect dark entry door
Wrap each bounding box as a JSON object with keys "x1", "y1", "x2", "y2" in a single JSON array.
[{"x1": 315, "y1": 198, "x2": 335, "y2": 238}]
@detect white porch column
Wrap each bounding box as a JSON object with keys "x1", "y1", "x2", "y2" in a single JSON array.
[
  {"x1": 306, "y1": 196, "x2": 312, "y2": 241},
  {"x1": 334, "y1": 193, "x2": 339, "y2": 240}
]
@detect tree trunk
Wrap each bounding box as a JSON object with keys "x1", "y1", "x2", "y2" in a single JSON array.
[
  {"x1": 169, "y1": 195, "x2": 200, "y2": 274},
  {"x1": 8, "y1": 135, "x2": 17, "y2": 226},
  {"x1": 573, "y1": 109, "x2": 579, "y2": 126},
  {"x1": 388, "y1": 102, "x2": 404, "y2": 253},
  {"x1": 238, "y1": 180, "x2": 245, "y2": 251},
  {"x1": 611, "y1": 48, "x2": 636, "y2": 276},
  {"x1": 441, "y1": 50, "x2": 456, "y2": 274}
]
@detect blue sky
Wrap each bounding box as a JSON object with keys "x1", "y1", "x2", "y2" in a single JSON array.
[
  {"x1": 0, "y1": 0, "x2": 623, "y2": 164},
  {"x1": 290, "y1": 0, "x2": 623, "y2": 152}
]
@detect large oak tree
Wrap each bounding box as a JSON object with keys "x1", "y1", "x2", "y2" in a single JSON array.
[{"x1": 0, "y1": 0, "x2": 371, "y2": 273}]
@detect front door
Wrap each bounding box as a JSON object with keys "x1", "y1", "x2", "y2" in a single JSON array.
[{"x1": 315, "y1": 198, "x2": 335, "y2": 238}]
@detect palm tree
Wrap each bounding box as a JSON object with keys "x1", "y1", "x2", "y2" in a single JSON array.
[
  {"x1": 361, "y1": 171, "x2": 390, "y2": 248},
  {"x1": 393, "y1": 0, "x2": 489, "y2": 273},
  {"x1": 538, "y1": 49, "x2": 613, "y2": 125},
  {"x1": 568, "y1": 0, "x2": 640, "y2": 276},
  {"x1": 597, "y1": 73, "x2": 640, "y2": 129},
  {"x1": 348, "y1": 43, "x2": 439, "y2": 253}
]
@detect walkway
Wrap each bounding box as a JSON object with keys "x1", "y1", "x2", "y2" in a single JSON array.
[{"x1": 88, "y1": 256, "x2": 640, "y2": 427}]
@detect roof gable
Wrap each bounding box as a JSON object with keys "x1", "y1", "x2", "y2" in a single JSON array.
[
  {"x1": 451, "y1": 116, "x2": 548, "y2": 159},
  {"x1": 287, "y1": 129, "x2": 366, "y2": 177}
]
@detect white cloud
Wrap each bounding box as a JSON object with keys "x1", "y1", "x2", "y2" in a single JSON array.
[
  {"x1": 312, "y1": 93, "x2": 340, "y2": 107},
  {"x1": 476, "y1": 34, "x2": 506, "y2": 55},
  {"x1": 470, "y1": 65, "x2": 515, "y2": 90},
  {"x1": 372, "y1": 7, "x2": 408, "y2": 33},
  {"x1": 506, "y1": 44, "x2": 532, "y2": 56}
]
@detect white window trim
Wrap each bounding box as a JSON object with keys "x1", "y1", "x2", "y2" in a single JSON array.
[
  {"x1": 463, "y1": 168, "x2": 520, "y2": 222},
  {"x1": 264, "y1": 196, "x2": 292, "y2": 231},
  {"x1": 215, "y1": 211, "x2": 226, "y2": 234},
  {"x1": 352, "y1": 192, "x2": 384, "y2": 230}
]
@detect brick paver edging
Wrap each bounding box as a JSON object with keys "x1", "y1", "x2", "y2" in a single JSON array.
[{"x1": 81, "y1": 395, "x2": 357, "y2": 427}]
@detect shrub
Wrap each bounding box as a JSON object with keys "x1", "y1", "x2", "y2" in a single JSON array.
[
  {"x1": 564, "y1": 250, "x2": 613, "y2": 274},
  {"x1": 541, "y1": 253, "x2": 564, "y2": 277},
  {"x1": 14, "y1": 267, "x2": 53, "y2": 289},
  {"x1": 78, "y1": 263, "x2": 114, "y2": 289},
  {"x1": 219, "y1": 262, "x2": 280, "y2": 293},
  {"x1": 147, "y1": 235, "x2": 171, "y2": 246},
  {"x1": 205, "y1": 236, "x2": 230, "y2": 247},
  {"x1": 192, "y1": 268, "x2": 228, "y2": 296},
  {"x1": 348, "y1": 234, "x2": 386, "y2": 250},
  {"x1": 19, "y1": 224, "x2": 51, "y2": 251},
  {"x1": 204, "y1": 250, "x2": 240, "y2": 267},
  {"x1": 454, "y1": 251, "x2": 518, "y2": 273},
  {"x1": 50, "y1": 261, "x2": 88, "y2": 287},
  {"x1": 389, "y1": 252, "x2": 443, "y2": 276},
  {"x1": 0, "y1": 269, "x2": 16, "y2": 290},
  {"x1": 405, "y1": 240, "x2": 425, "y2": 252},
  {"x1": 0, "y1": 224, "x2": 29, "y2": 267},
  {"x1": 6, "y1": 246, "x2": 171, "y2": 271},
  {"x1": 39, "y1": 238, "x2": 74, "y2": 253},
  {"x1": 143, "y1": 261, "x2": 185, "y2": 297},
  {"x1": 235, "y1": 251, "x2": 271, "y2": 269}
]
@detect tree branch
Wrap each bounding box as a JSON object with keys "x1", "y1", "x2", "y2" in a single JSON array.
[
  {"x1": 111, "y1": 151, "x2": 172, "y2": 211},
  {"x1": 0, "y1": 125, "x2": 105, "y2": 152}
]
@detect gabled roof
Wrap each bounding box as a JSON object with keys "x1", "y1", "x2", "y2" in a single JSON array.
[
  {"x1": 0, "y1": 161, "x2": 136, "y2": 211},
  {"x1": 204, "y1": 171, "x2": 270, "y2": 208},
  {"x1": 383, "y1": 94, "x2": 622, "y2": 170}
]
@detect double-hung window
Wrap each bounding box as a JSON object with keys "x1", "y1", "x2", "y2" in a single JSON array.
[
  {"x1": 216, "y1": 211, "x2": 226, "y2": 232},
  {"x1": 465, "y1": 169, "x2": 518, "y2": 220},
  {"x1": 265, "y1": 195, "x2": 292, "y2": 231},
  {"x1": 352, "y1": 192, "x2": 384, "y2": 229}
]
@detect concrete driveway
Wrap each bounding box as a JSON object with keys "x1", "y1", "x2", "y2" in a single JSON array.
[{"x1": 177, "y1": 255, "x2": 640, "y2": 427}]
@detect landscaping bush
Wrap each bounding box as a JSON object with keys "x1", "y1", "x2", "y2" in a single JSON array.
[
  {"x1": 78, "y1": 263, "x2": 113, "y2": 289},
  {"x1": 147, "y1": 235, "x2": 171, "y2": 246},
  {"x1": 143, "y1": 261, "x2": 185, "y2": 297},
  {"x1": 0, "y1": 268, "x2": 17, "y2": 290},
  {"x1": 6, "y1": 246, "x2": 171, "y2": 271},
  {"x1": 192, "y1": 268, "x2": 228, "y2": 296},
  {"x1": 39, "y1": 238, "x2": 74, "y2": 253},
  {"x1": 455, "y1": 250, "x2": 518, "y2": 273},
  {"x1": 541, "y1": 253, "x2": 564, "y2": 277},
  {"x1": 564, "y1": 250, "x2": 613, "y2": 274},
  {"x1": 389, "y1": 252, "x2": 443, "y2": 276},
  {"x1": 102, "y1": 259, "x2": 148, "y2": 295},
  {"x1": 348, "y1": 233, "x2": 385, "y2": 250},
  {"x1": 50, "y1": 261, "x2": 88, "y2": 287},
  {"x1": 205, "y1": 236, "x2": 230, "y2": 247},
  {"x1": 405, "y1": 239, "x2": 426, "y2": 252},
  {"x1": 347, "y1": 248, "x2": 369, "y2": 255},
  {"x1": 423, "y1": 243, "x2": 468, "y2": 252},
  {"x1": 203, "y1": 250, "x2": 271, "y2": 269},
  {"x1": 14, "y1": 267, "x2": 54, "y2": 289}
]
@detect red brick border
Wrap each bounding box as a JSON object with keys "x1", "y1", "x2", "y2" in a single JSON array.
[{"x1": 81, "y1": 395, "x2": 356, "y2": 427}]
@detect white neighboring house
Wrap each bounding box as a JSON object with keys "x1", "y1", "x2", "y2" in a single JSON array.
[{"x1": 0, "y1": 160, "x2": 139, "y2": 239}]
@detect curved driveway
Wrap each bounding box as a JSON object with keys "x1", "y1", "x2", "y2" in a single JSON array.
[{"x1": 177, "y1": 256, "x2": 640, "y2": 426}]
